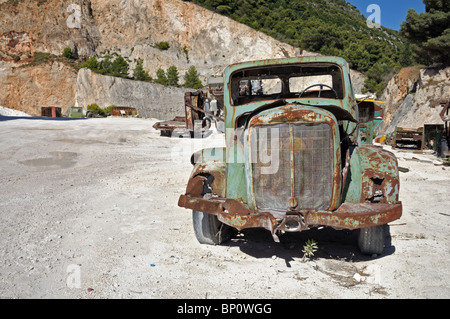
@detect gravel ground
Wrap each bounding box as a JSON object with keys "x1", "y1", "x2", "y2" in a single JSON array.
[{"x1": 0, "y1": 116, "x2": 449, "y2": 299}]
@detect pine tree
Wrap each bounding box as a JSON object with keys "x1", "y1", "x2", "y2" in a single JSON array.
[
  {"x1": 184, "y1": 66, "x2": 203, "y2": 89},
  {"x1": 98, "y1": 56, "x2": 112, "y2": 75},
  {"x1": 155, "y1": 68, "x2": 168, "y2": 86},
  {"x1": 401, "y1": 0, "x2": 450, "y2": 64},
  {"x1": 166, "y1": 65, "x2": 179, "y2": 86},
  {"x1": 110, "y1": 56, "x2": 129, "y2": 78},
  {"x1": 133, "y1": 59, "x2": 151, "y2": 81}
]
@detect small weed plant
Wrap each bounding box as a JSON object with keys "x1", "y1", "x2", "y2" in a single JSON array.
[{"x1": 302, "y1": 239, "x2": 318, "y2": 261}]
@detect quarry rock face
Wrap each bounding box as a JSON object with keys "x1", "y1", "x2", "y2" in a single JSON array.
[
  {"x1": 75, "y1": 68, "x2": 190, "y2": 120},
  {"x1": 0, "y1": 61, "x2": 77, "y2": 116},
  {"x1": 381, "y1": 65, "x2": 450, "y2": 134},
  {"x1": 0, "y1": 0, "x2": 100, "y2": 59},
  {"x1": 0, "y1": 0, "x2": 304, "y2": 79},
  {"x1": 0, "y1": 0, "x2": 308, "y2": 117}
]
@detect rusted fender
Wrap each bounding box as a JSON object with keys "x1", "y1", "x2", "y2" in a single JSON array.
[{"x1": 343, "y1": 145, "x2": 400, "y2": 204}]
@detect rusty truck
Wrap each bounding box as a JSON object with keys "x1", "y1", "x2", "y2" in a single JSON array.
[
  {"x1": 178, "y1": 56, "x2": 402, "y2": 255},
  {"x1": 153, "y1": 77, "x2": 225, "y2": 137}
]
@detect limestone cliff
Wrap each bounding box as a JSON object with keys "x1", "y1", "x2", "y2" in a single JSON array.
[
  {"x1": 380, "y1": 65, "x2": 450, "y2": 134},
  {"x1": 0, "y1": 0, "x2": 305, "y2": 79},
  {"x1": 0, "y1": 60, "x2": 77, "y2": 116},
  {"x1": 75, "y1": 68, "x2": 189, "y2": 120},
  {"x1": 0, "y1": 0, "x2": 312, "y2": 116},
  {"x1": 0, "y1": 0, "x2": 99, "y2": 60}
]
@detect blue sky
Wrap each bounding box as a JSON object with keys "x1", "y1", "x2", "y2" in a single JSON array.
[{"x1": 346, "y1": 0, "x2": 426, "y2": 30}]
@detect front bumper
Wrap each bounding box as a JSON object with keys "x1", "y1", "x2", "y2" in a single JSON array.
[{"x1": 178, "y1": 195, "x2": 402, "y2": 242}]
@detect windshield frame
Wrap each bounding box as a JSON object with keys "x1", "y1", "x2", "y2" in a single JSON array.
[{"x1": 229, "y1": 62, "x2": 345, "y2": 107}]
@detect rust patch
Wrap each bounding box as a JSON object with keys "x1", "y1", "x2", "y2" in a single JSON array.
[
  {"x1": 249, "y1": 108, "x2": 320, "y2": 126},
  {"x1": 306, "y1": 203, "x2": 403, "y2": 230},
  {"x1": 179, "y1": 193, "x2": 402, "y2": 240},
  {"x1": 361, "y1": 169, "x2": 399, "y2": 203},
  {"x1": 178, "y1": 195, "x2": 224, "y2": 215},
  {"x1": 190, "y1": 164, "x2": 226, "y2": 197},
  {"x1": 358, "y1": 146, "x2": 400, "y2": 203},
  {"x1": 185, "y1": 175, "x2": 206, "y2": 197},
  {"x1": 220, "y1": 199, "x2": 279, "y2": 241}
]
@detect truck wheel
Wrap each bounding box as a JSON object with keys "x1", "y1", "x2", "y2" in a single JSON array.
[
  {"x1": 358, "y1": 225, "x2": 386, "y2": 255},
  {"x1": 192, "y1": 210, "x2": 233, "y2": 245}
]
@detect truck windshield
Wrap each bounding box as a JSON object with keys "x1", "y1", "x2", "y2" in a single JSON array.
[{"x1": 230, "y1": 63, "x2": 344, "y2": 106}]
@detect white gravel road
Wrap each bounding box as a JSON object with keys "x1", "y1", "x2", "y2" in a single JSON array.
[{"x1": 0, "y1": 116, "x2": 449, "y2": 299}]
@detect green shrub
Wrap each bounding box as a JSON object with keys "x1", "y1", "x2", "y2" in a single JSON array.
[
  {"x1": 102, "y1": 105, "x2": 115, "y2": 115},
  {"x1": 156, "y1": 41, "x2": 170, "y2": 50},
  {"x1": 87, "y1": 103, "x2": 105, "y2": 116},
  {"x1": 183, "y1": 46, "x2": 189, "y2": 63},
  {"x1": 302, "y1": 239, "x2": 319, "y2": 261},
  {"x1": 81, "y1": 57, "x2": 99, "y2": 70},
  {"x1": 363, "y1": 62, "x2": 393, "y2": 96},
  {"x1": 216, "y1": 5, "x2": 232, "y2": 14},
  {"x1": 62, "y1": 47, "x2": 74, "y2": 59}
]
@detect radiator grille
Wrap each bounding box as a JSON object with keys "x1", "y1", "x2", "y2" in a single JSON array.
[{"x1": 250, "y1": 123, "x2": 334, "y2": 212}]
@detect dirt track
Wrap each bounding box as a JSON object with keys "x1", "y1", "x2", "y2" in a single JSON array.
[{"x1": 0, "y1": 116, "x2": 449, "y2": 299}]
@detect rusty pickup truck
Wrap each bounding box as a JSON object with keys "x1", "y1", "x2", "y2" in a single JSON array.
[{"x1": 178, "y1": 56, "x2": 402, "y2": 255}]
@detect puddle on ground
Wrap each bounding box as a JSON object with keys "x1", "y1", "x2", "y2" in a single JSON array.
[{"x1": 20, "y1": 152, "x2": 78, "y2": 169}]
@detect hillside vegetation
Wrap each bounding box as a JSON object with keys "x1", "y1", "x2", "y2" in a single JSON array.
[
  {"x1": 401, "y1": 0, "x2": 450, "y2": 64},
  {"x1": 192, "y1": 0, "x2": 416, "y2": 95}
]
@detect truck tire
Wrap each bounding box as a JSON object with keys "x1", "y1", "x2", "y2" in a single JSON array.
[
  {"x1": 358, "y1": 225, "x2": 386, "y2": 255},
  {"x1": 192, "y1": 210, "x2": 233, "y2": 245}
]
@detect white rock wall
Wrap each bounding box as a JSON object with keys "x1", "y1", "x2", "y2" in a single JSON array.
[{"x1": 75, "y1": 68, "x2": 191, "y2": 120}]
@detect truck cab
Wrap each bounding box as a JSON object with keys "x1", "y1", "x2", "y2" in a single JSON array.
[{"x1": 178, "y1": 56, "x2": 402, "y2": 255}]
